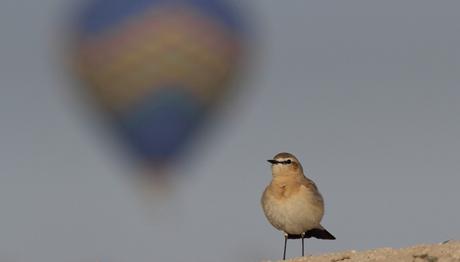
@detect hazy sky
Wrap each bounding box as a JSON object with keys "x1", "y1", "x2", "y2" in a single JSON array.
[{"x1": 1, "y1": 1, "x2": 460, "y2": 262}]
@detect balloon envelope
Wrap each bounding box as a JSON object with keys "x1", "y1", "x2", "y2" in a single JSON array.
[{"x1": 72, "y1": 0, "x2": 246, "y2": 168}]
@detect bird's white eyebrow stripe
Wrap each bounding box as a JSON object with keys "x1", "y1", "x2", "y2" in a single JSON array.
[{"x1": 275, "y1": 158, "x2": 288, "y2": 161}]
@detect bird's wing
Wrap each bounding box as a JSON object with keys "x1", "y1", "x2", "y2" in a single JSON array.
[
  {"x1": 299, "y1": 176, "x2": 318, "y2": 191},
  {"x1": 299, "y1": 176, "x2": 324, "y2": 205}
]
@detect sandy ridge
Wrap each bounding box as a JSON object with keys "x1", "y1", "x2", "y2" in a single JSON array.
[{"x1": 274, "y1": 240, "x2": 460, "y2": 262}]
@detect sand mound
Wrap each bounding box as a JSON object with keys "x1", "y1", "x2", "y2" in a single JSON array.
[{"x1": 279, "y1": 240, "x2": 460, "y2": 262}]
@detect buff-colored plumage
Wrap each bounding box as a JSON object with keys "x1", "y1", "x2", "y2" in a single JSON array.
[{"x1": 261, "y1": 152, "x2": 335, "y2": 259}]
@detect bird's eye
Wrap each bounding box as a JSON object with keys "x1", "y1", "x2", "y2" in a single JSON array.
[{"x1": 286, "y1": 159, "x2": 292, "y2": 164}]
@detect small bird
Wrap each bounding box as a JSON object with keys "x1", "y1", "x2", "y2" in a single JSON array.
[{"x1": 261, "y1": 152, "x2": 335, "y2": 260}]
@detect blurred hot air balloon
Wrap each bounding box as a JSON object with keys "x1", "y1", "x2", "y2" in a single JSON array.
[{"x1": 71, "y1": 0, "x2": 246, "y2": 185}]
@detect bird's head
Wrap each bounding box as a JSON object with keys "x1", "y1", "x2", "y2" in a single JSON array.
[{"x1": 267, "y1": 152, "x2": 303, "y2": 177}]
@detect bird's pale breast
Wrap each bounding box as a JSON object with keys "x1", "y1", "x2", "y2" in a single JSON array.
[{"x1": 262, "y1": 184, "x2": 324, "y2": 235}]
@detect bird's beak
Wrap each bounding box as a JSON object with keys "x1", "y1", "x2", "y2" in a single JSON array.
[{"x1": 267, "y1": 159, "x2": 277, "y2": 164}]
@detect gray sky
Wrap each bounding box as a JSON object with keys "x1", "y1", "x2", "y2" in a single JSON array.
[{"x1": 1, "y1": 1, "x2": 460, "y2": 261}]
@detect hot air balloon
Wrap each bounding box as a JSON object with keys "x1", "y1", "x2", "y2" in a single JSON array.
[{"x1": 71, "y1": 0, "x2": 246, "y2": 183}]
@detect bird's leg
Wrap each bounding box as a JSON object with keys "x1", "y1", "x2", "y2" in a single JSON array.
[
  {"x1": 301, "y1": 232, "x2": 305, "y2": 256},
  {"x1": 283, "y1": 233, "x2": 288, "y2": 260}
]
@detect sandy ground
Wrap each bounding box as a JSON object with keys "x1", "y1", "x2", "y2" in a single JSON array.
[{"x1": 268, "y1": 240, "x2": 460, "y2": 262}]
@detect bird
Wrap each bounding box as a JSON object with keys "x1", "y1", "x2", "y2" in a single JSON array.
[{"x1": 261, "y1": 152, "x2": 335, "y2": 260}]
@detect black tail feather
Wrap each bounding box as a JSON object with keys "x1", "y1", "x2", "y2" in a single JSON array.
[
  {"x1": 306, "y1": 228, "x2": 336, "y2": 239},
  {"x1": 287, "y1": 228, "x2": 336, "y2": 240}
]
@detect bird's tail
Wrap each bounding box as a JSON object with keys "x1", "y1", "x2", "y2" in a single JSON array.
[{"x1": 305, "y1": 226, "x2": 336, "y2": 240}]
